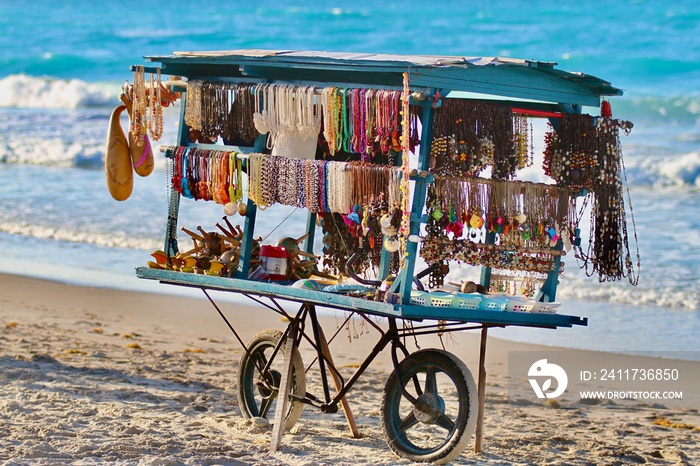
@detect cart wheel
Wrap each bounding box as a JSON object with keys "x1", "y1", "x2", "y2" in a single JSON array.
[
  {"x1": 237, "y1": 329, "x2": 306, "y2": 431},
  {"x1": 381, "y1": 349, "x2": 477, "y2": 464}
]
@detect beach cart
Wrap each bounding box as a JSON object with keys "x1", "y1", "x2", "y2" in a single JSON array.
[{"x1": 121, "y1": 50, "x2": 630, "y2": 463}]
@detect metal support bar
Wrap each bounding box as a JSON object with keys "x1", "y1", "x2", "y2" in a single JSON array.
[
  {"x1": 202, "y1": 289, "x2": 250, "y2": 358},
  {"x1": 324, "y1": 319, "x2": 397, "y2": 408},
  {"x1": 317, "y1": 325, "x2": 361, "y2": 438},
  {"x1": 389, "y1": 319, "x2": 420, "y2": 404},
  {"x1": 474, "y1": 326, "x2": 489, "y2": 453}
]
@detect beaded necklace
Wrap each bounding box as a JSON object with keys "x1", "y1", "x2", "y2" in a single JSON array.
[
  {"x1": 147, "y1": 69, "x2": 164, "y2": 141},
  {"x1": 247, "y1": 153, "x2": 266, "y2": 209},
  {"x1": 365, "y1": 89, "x2": 377, "y2": 157},
  {"x1": 130, "y1": 66, "x2": 148, "y2": 147},
  {"x1": 513, "y1": 114, "x2": 533, "y2": 169},
  {"x1": 397, "y1": 72, "x2": 412, "y2": 261},
  {"x1": 431, "y1": 99, "x2": 516, "y2": 179},
  {"x1": 543, "y1": 114, "x2": 599, "y2": 189},
  {"x1": 184, "y1": 79, "x2": 203, "y2": 131},
  {"x1": 579, "y1": 115, "x2": 639, "y2": 284}
]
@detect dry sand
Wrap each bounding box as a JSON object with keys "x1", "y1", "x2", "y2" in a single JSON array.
[{"x1": 0, "y1": 273, "x2": 698, "y2": 465}]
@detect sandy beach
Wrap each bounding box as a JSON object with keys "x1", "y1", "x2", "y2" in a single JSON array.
[{"x1": 0, "y1": 272, "x2": 698, "y2": 465}]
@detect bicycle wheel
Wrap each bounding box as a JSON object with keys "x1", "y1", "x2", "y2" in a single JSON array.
[
  {"x1": 381, "y1": 348, "x2": 477, "y2": 464},
  {"x1": 237, "y1": 329, "x2": 306, "y2": 431}
]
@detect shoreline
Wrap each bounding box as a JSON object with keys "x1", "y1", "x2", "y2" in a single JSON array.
[{"x1": 1, "y1": 272, "x2": 698, "y2": 464}]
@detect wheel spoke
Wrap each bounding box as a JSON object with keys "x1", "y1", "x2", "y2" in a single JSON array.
[
  {"x1": 398, "y1": 411, "x2": 420, "y2": 432},
  {"x1": 382, "y1": 349, "x2": 475, "y2": 463},
  {"x1": 259, "y1": 392, "x2": 275, "y2": 418},
  {"x1": 253, "y1": 352, "x2": 269, "y2": 373},
  {"x1": 435, "y1": 413, "x2": 455, "y2": 432},
  {"x1": 424, "y1": 367, "x2": 438, "y2": 395}
]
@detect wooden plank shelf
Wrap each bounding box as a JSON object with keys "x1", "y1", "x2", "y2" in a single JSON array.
[{"x1": 136, "y1": 267, "x2": 587, "y2": 329}]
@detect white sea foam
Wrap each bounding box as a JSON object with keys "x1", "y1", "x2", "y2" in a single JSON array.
[
  {"x1": 656, "y1": 151, "x2": 700, "y2": 188},
  {"x1": 624, "y1": 151, "x2": 700, "y2": 188},
  {"x1": 0, "y1": 137, "x2": 104, "y2": 167},
  {"x1": 0, "y1": 221, "x2": 160, "y2": 252},
  {"x1": 0, "y1": 135, "x2": 169, "y2": 169},
  {"x1": 445, "y1": 262, "x2": 698, "y2": 311},
  {"x1": 556, "y1": 277, "x2": 699, "y2": 312},
  {"x1": 0, "y1": 74, "x2": 118, "y2": 109}
]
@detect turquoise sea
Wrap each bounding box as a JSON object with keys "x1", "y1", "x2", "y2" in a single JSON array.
[{"x1": 0, "y1": 0, "x2": 698, "y2": 357}]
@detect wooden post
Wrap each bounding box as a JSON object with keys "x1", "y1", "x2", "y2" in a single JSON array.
[
  {"x1": 270, "y1": 321, "x2": 299, "y2": 452},
  {"x1": 474, "y1": 326, "x2": 488, "y2": 453},
  {"x1": 318, "y1": 326, "x2": 361, "y2": 439}
]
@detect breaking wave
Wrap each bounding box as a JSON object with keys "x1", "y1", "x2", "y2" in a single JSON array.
[
  {"x1": 0, "y1": 74, "x2": 119, "y2": 109},
  {"x1": 0, "y1": 221, "x2": 161, "y2": 252},
  {"x1": 0, "y1": 138, "x2": 104, "y2": 167}
]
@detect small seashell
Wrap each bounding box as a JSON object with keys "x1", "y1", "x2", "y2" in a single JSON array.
[
  {"x1": 516, "y1": 213, "x2": 527, "y2": 224},
  {"x1": 380, "y1": 214, "x2": 392, "y2": 229},
  {"x1": 238, "y1": 202, "x2": 247, "y2": 216},
  {"x1": 224, "y1": 202, "x2": 236, "y2": 216},
  {"x1": 381, "y1": 226, "x2": 397, "y2": 237},
  {"x1": 461, "y1": 281, "x2": 477, "y2": 294},
  {"x1": 384, "y1": 236, "x2": 400, "y2": 252}
]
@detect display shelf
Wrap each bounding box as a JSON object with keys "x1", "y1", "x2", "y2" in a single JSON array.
[{"x1": 136, "y1": 267, "x2": 586, "y2": 328}]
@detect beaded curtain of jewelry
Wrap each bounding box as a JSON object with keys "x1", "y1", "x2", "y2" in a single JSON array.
[
  {"x1": 130, "y1": 66, "x2": 148, "y2": 148},
  {"x1": 513, "y1": 114, "x2": 534, "y2": 170},
  {"x1": 542, "y1": 109, "x2": 639, "y2": 284},
  {"x1": 578, "y1": 115, "x2": 639, "y2": 284},
  {"x1": 321, "y1": 208, "x2": 393, "y2": 277},
  {"x1": 489, "y1": 270, "x2": 548, "y2": 297},
  {"x1": 427, "y1": 177, "x2": 575, "y2": 247},
  {"x1": 184, "y1": 81, "x2": 258, "y2": 145},
  {"x1": 431, "y1": 99, "x2": 518, "y2": 179},
  {"x1": 397, "y1": 72, "x2": 412, "y2": 263},
  {"x1": 543, "y1": 113, "x2": 601, "y2": 189},
  {"x1": 420, "y1": 177, "x2": 576, "y2": 285}
]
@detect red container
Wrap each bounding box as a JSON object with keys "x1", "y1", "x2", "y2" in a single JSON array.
[{"x1": 259, "y1": 245, "x2": 289, "y2": 281}]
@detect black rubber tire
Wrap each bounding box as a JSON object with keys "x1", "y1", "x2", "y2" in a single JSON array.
[
  {"x1": 237, "y1": 329, "x2": 306, "y2": 431},
  {"x1": 381, "y1": 348, "x2": 477, "y2": 464}
]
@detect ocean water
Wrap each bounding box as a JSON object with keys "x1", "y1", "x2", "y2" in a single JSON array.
[{"x1": 0, "y1": 0, "x2": 698, "y2": 357}]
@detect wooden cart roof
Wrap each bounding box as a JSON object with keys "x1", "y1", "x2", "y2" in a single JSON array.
[{"x1": 145, "y1": 49, "x2": 622, "y2": 107}]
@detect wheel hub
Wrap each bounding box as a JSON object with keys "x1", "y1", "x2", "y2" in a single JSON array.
[
  {"x1": 412, "y1": 392, "x2": 445, "y2": 424},
  {"x1": 257, "y1": 370, "x2": 281, "y2": 398}
]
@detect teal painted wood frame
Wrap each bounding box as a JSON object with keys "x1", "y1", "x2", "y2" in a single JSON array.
[
  {"x1": 234, "y1": 134, "x2": 267, "y2": 279},
  {"x1": 395, "y1": 99, "x2": 437, "y2": 304},
  {"x1": 146, "y1": 51, "x2": 621, "y2": 107},
  {"x1": 136, "y1": 267, "x2": 587, "y2": 328},
  {"x1": 162, "y1": 97, "x2": 190, "y2": 258}
]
